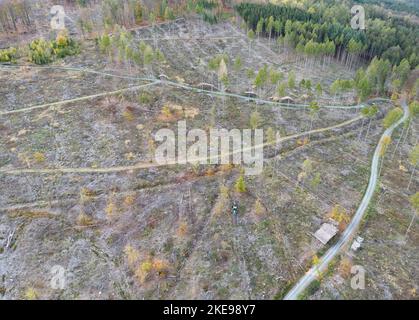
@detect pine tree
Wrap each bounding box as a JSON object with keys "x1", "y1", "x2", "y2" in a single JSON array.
[
  {"x1": 316, "y1": 83, "x2": 322, "y2": 95},
  {"x1": 234, "y1": 56, "x2": 242, "y2": 72},
  {"x1": 266, "y1": 16, "x2": 275, "y2": 45},
  {"x1": 269, "y1": 69, "x2": 282, "y2": 86},
  {"x1": 288, "y1": 71, "x2": 296, "y2": 89},
  {"x1": 143, "y1": 45, "x2": 154, "y2": 75},
  {"x1": 278, "y1": 82, "x2": 287, "y2": 97},
  {"x1": 250, "y1": 110, "x2": 261, "y2": 129},
  {"x1": 383, "y1": 107, "x2": 403, "y2": 129},
  {"x1": 256, "y1": 18, "x2": 264, "y2": 39},
  {"x1": 247, "y1": 29, "x2": 255, "y2": 58},
  {"x1": 254, "y1": 65, "x2": 268, "y2": 95},
  {"x1": 235, "y1": 175, "x2": 246, "y2": 193},
  {"x1": 362, "y1": 105, "x2": 378, "y2": 139},
  {"x1": 266, "y1": 127, "x2": 276, "y2": 145},
  {"x1": 378, "y1": 135, "x2": 392, "y2": 177},
  {"x1": 308, "y1": 101, "x2": 320, "y2": 137}
]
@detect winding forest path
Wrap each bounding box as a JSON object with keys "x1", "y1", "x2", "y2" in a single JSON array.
[
  {"x1": 284, "y1": 96, "x2": 409, "y2": 300},
  {"x1": 0, "y1": 64, "x2": 388, "y2": 115}
]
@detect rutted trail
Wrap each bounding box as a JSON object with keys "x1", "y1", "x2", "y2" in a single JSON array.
[{"x1": 0, "y1": 115, "x2": 362, "y2": 175}]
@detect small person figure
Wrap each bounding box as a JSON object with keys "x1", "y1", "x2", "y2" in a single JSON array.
[{"x1": 232, "y1": 202, "x2": 238, "y2": 224}]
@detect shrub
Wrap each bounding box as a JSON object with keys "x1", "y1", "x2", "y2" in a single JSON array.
[
  {"x1": 161, "y1": 105, "x2": 172, "y2": 117},
  {"x1": 52, "y1": 34, "x2": 80, "y2": 59},
  {"x1": 98, "y1": 34, "x2": 111, "y2": 54},
  {"x1": 409, "y1": 101, "x2": 418, "y2": 117},
  {"x1": 208, "y1": 54, "x2": 229, "y2": 70},
  {"x1": 154, "y1": 49, "x2": 165, "y2": 62},
  {"x1": 122, "y1": 108, "x2": 135, "y2": 121},
  {"x1": 177, "y1": 221, "x2": 188, "y2": 237},
  {"x1": 328, "y1": 204, "x2": 349, "y2": 224},
  {"x1": 134, "y1": 2, "x2": 143, "y2": 23},
  {"x1": 29, "y1": 39, "x2": 53, "y2": 65},
  {"x1": 339, "y1": 257, "x2": 353, "y2": 278},
  {"x1": 246, "y1": 68, "x2": 255, "y2": 79},
  {"x1": 124, "y1": 244, "x2": 140, "y2": 266},
  {"x1": 105, "y1": 198, "x2": 117, "y2": 219},
  {"x1": 273, "y1": 281, "x2": 294, "y2": 300},
  {"x1": 77, "y1": 213, "x2": 94, "y2": 226},
  {"x1": 123, "y1": 195, "x2": 136, "y2": 206},
  {"x1": 143, "y1": 45, "x2": 154, "y2": 65},
  {"x1": 138, "y1": 92, "x2": 152, "y2": 104},
  {"x1": 56, "y1": 33, "x2": 68, "y2": 47},
  {"x1": 306, "y1": 279, "x2": 321, "y2": 295},
  {"x1": 134, "y1": 257, "x2": 170, "y2": 283},
  {"x1": 310, "y1": 172, "x2": 321, "y2": 189},
  {"x1": 29, "y1": 34, "x2": 80, "y2": 65},
  {"x1": 312, "y1": 254, "x2": 320, "y2": 266},
  {"x1": 32, "y1": 152, "x2": 46, "y2": 163},
  {"x1": 0, "y1": 47, "x2": 18, "y2": 63},
  {"x1": 219, "y1": 184, "x2": 229, "y2": 199},
  {"x1": 152, "y1": 259, "x2": 169, "y2": 276},
  {"x1": 24, "y1": 287, "x2": 38, "y2": 300},
  {"x1": 383, "y1": 107, "x2": 403, "y2": 128},
  {"x1": 80, "y1": 187, "x2": 96, "y2": 203},
  {"x1": 135, "y1": 261, "x2": 153, "y2": 283},
  {"x1": 254, "y1": 199, "x2": 265, "y2": 216}
]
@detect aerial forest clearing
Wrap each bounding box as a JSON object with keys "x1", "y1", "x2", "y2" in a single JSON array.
[{"x1": 0, "y1": 0, "x2": 417, "y2": 300}]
